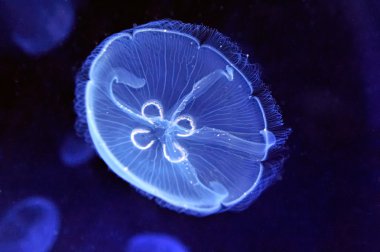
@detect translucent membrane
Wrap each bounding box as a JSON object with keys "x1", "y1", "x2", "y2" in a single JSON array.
[{"x1": 75, "y1": 20, "x2": 290, "y2": 216}]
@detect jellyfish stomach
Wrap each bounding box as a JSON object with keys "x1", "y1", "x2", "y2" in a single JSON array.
[
  {"x1": 129, "y1": 98, "x2": 199, "y2": 164},
  {"x1": 130, "y1": 121, "x2": 193, "y2": 163}
]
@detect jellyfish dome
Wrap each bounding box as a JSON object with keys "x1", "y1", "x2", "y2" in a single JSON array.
[
  {"x1": 0, "y1": 0, "x2": 74, "y2": 55},
  {"x1": 75, "y1": 19, "x2": 290, "y2": 216},
  {"x1": 0, "y1": 197, "x2": 60, "y2": 252},
  {"x1": 126, "y1": 233, "x2": 188, "y2": 252},
  {"x1": 59, "y1": 132, "x2": 95, "y2": 167}
]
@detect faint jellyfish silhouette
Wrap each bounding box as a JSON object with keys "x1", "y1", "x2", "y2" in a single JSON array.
[
  {"x1": 126, "y1": 233, "x2": 188, "y2": 252},
  {"x1": 0, "y1": 197, "x2": 60, "y2": 252},
  {"x1": 75, "y1": 20, "x2": 290, "y2": 216},
  {"x1": 59, "y1": 132, "x2": 95, "y2": 167},
  {"x1": 0, "y1": 0, "x2": 74, "y2": 55}
]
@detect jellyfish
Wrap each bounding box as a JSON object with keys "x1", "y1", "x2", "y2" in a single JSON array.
[
  {"x1": 126, "y1": 233, "x2": 188, "y2": 252},
  {"x1": 0, "y1": 0, "x2": 74, "y2": 55},
  {"x1": 59, "y1": 132, "x2": 96, "y2": 167},
  {"x1": 75, "y1": 20, "x2": 290, "y2": 216},
  {"x1": 0, "y1": 197, "x2": 60, "y2": 252}
]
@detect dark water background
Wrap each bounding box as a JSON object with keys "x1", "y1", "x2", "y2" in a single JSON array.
[{"x1": 0, "y1": 0, "x2": 379, "y2": 251}]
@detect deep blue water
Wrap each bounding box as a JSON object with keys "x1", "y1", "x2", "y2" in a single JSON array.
[{"x1": 0, "y1": 0, "x2": 379, "y2": 251}]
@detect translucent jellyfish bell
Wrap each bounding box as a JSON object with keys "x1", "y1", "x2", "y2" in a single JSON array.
[
  {"x1": 0, "y1": 0, "x2": 74, "y2": 55},
  {"x1": 59, "y1": 132, "x2": 95, "y2": 167},
  {"x1": 125, "y1": 233, "x2": 188, "y2": 252},
  {"x1": 75, "y1": 20, "x2": 290, "y2": 216},
  {"x1": 0, "y1": 197, "x2": 60, "y2": 252}
]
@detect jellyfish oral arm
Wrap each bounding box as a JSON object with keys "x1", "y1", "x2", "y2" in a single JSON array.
[
  {"x1": 112, "y1": 67, "x2": 146, "y2": 88},
  {"x1": 108, "y1": 80, "x2": 154, "y2": 126},
  {"x1": 170, "y1": 65, "x2": 234, "y2": 121},
  {"x1": 187, "y1": 127, "x2": 276, "y2": 161},
  {"x1": 109, "y1": 63, "x2": 273, "y2": 165}
]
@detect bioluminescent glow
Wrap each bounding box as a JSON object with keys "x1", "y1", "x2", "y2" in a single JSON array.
[
  {"x1": 0, "y1": 0, "x2": 74, "y2": 55},
  {"x1": 75, "y1": 20, "x2": 290, "y2": 216},
  {"x1": 126, "y1": 233, "x2": 188, "y2": 252},
  {"x1": 0, "y1": 197, "x2": 60, "y2": 252},
  {"x1": 59, "y1": 132, "x2": 95, "y2": 167}
]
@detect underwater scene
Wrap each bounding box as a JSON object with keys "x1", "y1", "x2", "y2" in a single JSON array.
[{"x1": 0, "y1": 0, "x2": 378, "y2": 251}]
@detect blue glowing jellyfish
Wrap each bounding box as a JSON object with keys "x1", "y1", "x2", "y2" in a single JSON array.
[
  {"x1": 126, "y1": 233, "x2": 188, "y2": 252},
  {"x1": 59, "y1": 132, "x2": 95, "y2": 167},
  {"x1": 0, "y1": 0, "x2": 74, "y2": 55},
  {"x1": 75, "y1": 20, "x2": 290, "y2": 216},
  {"x1": 0, "y1": 197, "x2": 60, "y2": 252}
]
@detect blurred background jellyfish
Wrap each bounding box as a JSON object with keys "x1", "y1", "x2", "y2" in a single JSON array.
[
  {"x1": 59, "y1": 132, "x2": 96, "y2": 168},
  {"x1": 0, "y1": 197, "x2": 60, "y2": 252},
  {"x1": 75, "y1": 20, "x2": 290, "y2": 216},
  {"x1": 0, "y1": 0, "x2": 74, "y2": 56},
  {"x1": 125, "y1": 233, "x2": 188, "y2": 252}
]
